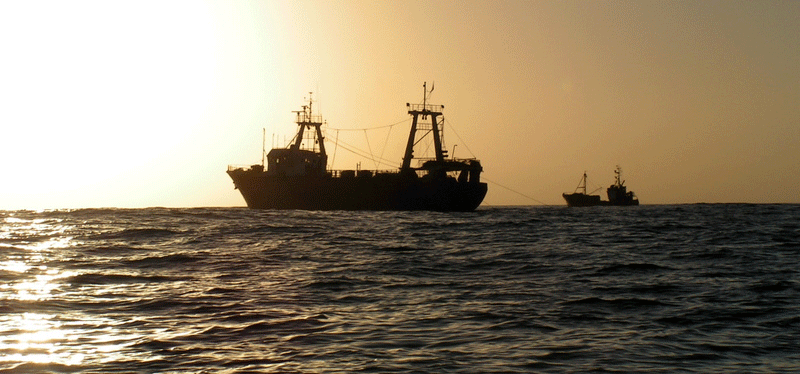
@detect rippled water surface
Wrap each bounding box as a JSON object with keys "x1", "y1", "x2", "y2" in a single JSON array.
[{"x1": 1, "y1": 205, "x2": 799, "y2": 373}]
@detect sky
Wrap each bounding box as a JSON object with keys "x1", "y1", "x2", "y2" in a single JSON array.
[{"x1": 1, "y1": 0, "x2": 798, "y2": 209}]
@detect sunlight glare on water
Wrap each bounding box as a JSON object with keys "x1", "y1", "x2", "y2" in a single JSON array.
[
  {"x1": 0, "y1": 313, "x2": 84, "y2": 366},
  {"x1": 0, "y1": 214, "x2": 142, "y2": 370},
  {"x1": 1, "y1": 206, "x2": 799, "y2": 372},
  {"x1": 7, "y1": 269, "x2": 77, "y2": 302}
]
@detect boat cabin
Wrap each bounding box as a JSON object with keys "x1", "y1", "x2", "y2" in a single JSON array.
[{"x1": 266, "y1": 148, "x2": 327, "y2": 177}]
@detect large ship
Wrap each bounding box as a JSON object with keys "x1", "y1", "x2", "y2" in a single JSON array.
[
  {"x1": 227, "y1": 84, "x2": 487, "y2": 211},
  {"x1": 563, "y1": 166, "x2": 639, "y2": 207}
]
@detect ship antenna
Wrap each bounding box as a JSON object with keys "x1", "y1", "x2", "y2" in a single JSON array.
[
  {"x1": 308, "y1": 92, "x2": 313, "y2": 118},
  {"x1": 422, "y1": 82, "x2": 427, "y2": 108},
  {"x1": 262, "y1": 128, "x2": 266, "y2": 167},
  {"x1": 422, "y1": 81, "x2": 435, "y2": 108},
  {"x1": 421, "y1": 82, "x2": 436, "y2": 120}
]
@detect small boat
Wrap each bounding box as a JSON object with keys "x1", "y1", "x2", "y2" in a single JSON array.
[
  {"x1": 563, "y1": 166, "x2": 639, "y2": 206},
  {"x1": 562, "y1": 172, "x2": 603, "y2": 207}
]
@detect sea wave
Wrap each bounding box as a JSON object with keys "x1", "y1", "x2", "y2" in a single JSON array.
[{"x1": 0, "y1": 205, "x2": 799, "y2": 373}]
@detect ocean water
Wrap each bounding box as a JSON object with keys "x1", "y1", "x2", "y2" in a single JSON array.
[{"x1": 1, "y1": 205, "x2": 799, "y2": 373}]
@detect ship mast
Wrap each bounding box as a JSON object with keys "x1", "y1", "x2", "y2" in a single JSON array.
[
  {"x1": 402, "y1": 82, "x2": 445, "y2": 170},
  {"x1": 580, "y1": 172, "x2": 587, "y2": 194},
  {"x1": 290, "y1": 93, "x2": 326, "y2": 156},
  {"x1": 262, "y1": 128, "x2": 266, "y2": 167},
  {"x1": 614, "y1": 165, "x2": 624, "y2": 187}
]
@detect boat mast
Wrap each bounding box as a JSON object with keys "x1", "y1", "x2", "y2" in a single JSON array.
[
  {"x1": 262, "y1": 128, "x2": 266, "y2": 167},
  {"x1": 402, "y1": 82, "x2": 445, "y2": 170},
  {"x1": 581, "y1": 172, "x2": 587, "y2": 194},
  {"x1": 614, "y1": 165, "x2": 624, "y2": 187},
  {"x1": 290, "y1": 93, "x2": 326, "y2": 156}
]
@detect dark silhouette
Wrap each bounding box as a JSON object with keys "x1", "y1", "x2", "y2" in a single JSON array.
[
  {"x1": 563, "y1": 166, "x2": 639, "y2": 206},
  {"x1": 227, "y1": 84, "x2": 487, "y2": 211}
]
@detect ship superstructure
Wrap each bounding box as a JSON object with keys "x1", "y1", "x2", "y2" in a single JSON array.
[{"x1": 605, "y1": 166, "x2": 639, "y2": 206}]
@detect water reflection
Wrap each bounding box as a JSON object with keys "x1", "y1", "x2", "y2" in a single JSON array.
[
  {"x1": 1, "y1": 215, "x2": 76, "y2": 302},
  {"x1": 0, "y1": 313, "x2": 84, "y2": 366},
  {"x1": 0, "y1": 213, "x2": 143, "y2": 370},
  {"x1": 5, "y1": 268, "x2": 77, "y2": 302}
]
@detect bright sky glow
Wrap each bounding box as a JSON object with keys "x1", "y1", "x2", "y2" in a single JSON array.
[{"x1": 1, "y1": 0, "x2": 798, "y2": 208}]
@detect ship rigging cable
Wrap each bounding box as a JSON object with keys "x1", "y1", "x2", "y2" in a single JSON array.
[
  {"x1": 378, "y1": 125, "x2": 393, "y2": 167},
  {"x1": 444, "y1": 118, "x2": 476, "y2": 159},
  {"x1": 325, "y1": 118, "x2": 410, "y2": 132},
  {"x1": 323, "y1": 131, "x2": 401, "y2": 169},
  {"x1": 363, "y1": 130, "x2": 378, "y2": 170},
  {"x1": 330, "y1": 129, "x2": 339, "y2": 167},
  {"x1": 323, "y1": 118, "x2": 412, "y2": 170},
  {"x1": 322, "y1": 114, "x2": 483, "y2": 170},
  {"x1": 324, "y1": 118, "x2": 410, "y2": 169},
  {"x1": 323, "y1": 114, "x2": 485, "y2": 170},
  {"x1": 481, "y1": 175, "x2": 551, "y2": 206}
]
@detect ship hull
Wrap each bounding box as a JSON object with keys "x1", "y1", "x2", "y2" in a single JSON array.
[
  {"x1": 562, "y1": 192, "x2": 639, "y2": 207},
  {"x1": 228, "y1": 169, "x2": 487, "y2": 212},
  {"x1": 562, "y1": 193, "x2": 605, "y2": 207}
]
